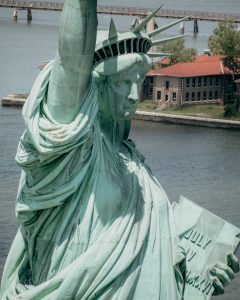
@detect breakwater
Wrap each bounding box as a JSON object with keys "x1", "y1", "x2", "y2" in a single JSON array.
[
  {"x1": 2, "y1": 95, "x2": 240, "y2": 129},
  {"x1": 135, "y1": 111, "x2": 240, "y2": 129}
]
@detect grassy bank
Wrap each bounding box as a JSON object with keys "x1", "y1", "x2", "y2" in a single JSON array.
[
  {"x1": 138, "y1": 101, "x2": 158, "y2": 112},
  {"x1": 138, "y1": 101, "x2": 240, "y2": 121}
]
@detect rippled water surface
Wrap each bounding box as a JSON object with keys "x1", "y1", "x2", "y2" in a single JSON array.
[{"x1": 0, "y1": 107, "x2": 240, "y2": 299}]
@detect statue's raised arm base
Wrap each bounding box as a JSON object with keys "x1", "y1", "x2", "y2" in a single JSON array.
[{"x1": 173, "y1": 196, "x2": 240, "y2": 300}]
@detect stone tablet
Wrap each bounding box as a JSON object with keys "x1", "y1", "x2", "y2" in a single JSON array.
[{"x1": 173, "y1": 196, "x2": 240, "y2": 300}]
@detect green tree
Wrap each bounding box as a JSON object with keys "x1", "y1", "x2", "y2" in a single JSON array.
[
  {"x1": 158, "y1": 39, "x2": 197, "y2": 66},
  {"x1": 208, "y1": 21, "x2": 240, "y2": 116},
  {"x1": 223, "y1": 92, "x2": 240, "y2": 118},
  {"x1": 208, "y1": 20, "x2": 240, "y2": 77}
]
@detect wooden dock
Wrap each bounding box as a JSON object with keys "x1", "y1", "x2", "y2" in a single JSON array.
[{"x1": 0, "y1": 0, "x2": 240, "y2": 22}]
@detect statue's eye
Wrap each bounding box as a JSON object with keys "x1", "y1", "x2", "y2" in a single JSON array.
[{"x1": 111, "y1": 81, "x2": 121, "y2": 88}]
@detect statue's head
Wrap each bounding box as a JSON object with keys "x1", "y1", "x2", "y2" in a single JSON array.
[
  {"x1": 94, "y1": 52, "x2": 151, "y2": 120},
  {"x1": 93, "y1": 8, "x2": 188, "y2": 121}
]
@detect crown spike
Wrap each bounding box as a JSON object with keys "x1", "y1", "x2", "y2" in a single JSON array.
[
  {"x1": 133, "y1": 5, "x2": 163, "y2": 33},
  {"x1": 149, "y1": 16, "x2": 190, "y2": 37},
  {"x1": 151, "y1": 34, "x2": 189, "y2": 46},
  {"x1": 109, "y1": 18, "x2": 118, "y2": 39}
]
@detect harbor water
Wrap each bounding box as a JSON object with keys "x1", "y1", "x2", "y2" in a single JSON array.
[{"x1": 0, "y1": 1, "x2": 240, "y2": 299}]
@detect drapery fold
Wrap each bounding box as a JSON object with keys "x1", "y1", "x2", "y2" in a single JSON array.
[{"x1": 1, "y1": 63, "x2": 183, "y2": 300}]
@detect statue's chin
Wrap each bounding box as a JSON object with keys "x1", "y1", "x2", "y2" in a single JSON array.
[
  {"x1": 122, "y1": 110, "x2": 136, "y2": 120},
  {"x1": 112, "y1": 109, "x2": 136, "y2": 121},
  {"x1": 99, "y1": 107, "x2": 136, "y2": 121}
]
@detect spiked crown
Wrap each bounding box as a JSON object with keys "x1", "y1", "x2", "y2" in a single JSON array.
[{"x1": 93, "y1": 6, "x2": 189, "y2": 66}]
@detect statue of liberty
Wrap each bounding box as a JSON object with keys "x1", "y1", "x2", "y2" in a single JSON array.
[{"x1": 0, "y1": 1, "x2": 238, "y2": 299}]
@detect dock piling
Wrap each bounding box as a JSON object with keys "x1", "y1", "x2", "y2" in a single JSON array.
[
  {"x1": 13, "y1": 8, "x2": 18, "y2": 19},
  {"x1": 180, "y1": 21, "x2": 185, "y2": 34},
  {"x1": 193, "y1": 19, "x2": 198, "y2": 34},
  {"x1": 27, "y1": 8, "x2": 32, "y2": 21}
]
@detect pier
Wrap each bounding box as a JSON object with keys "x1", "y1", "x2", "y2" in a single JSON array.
[{"x1": 1, "y1": 0, "x2": 240, "y2": 23}]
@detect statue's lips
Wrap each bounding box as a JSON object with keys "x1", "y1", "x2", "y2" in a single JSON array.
[{"x1": 123, "y1": 102, "x2": 138, "y2": 111}]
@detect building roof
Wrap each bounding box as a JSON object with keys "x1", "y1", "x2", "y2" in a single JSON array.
[
  {"x1": 159, "y1": 57, "x2": 170, "y2": 65},
  {"x1": 194, "y1": 55, "x2": 222, "y2": 62},
  {"x1": 149, "y1": 55, "x2": 232, "y2": 77}
]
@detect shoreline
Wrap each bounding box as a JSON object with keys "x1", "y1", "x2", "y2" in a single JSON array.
[
  {"x1": 135, "y1": 111, "x2": 240, "y2": 129},
  {"x1": 2, "y1": 95, "x2": 240, "y2": 129}
]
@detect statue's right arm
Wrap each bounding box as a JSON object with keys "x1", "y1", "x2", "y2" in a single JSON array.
[{"x1": 46, "y1": 0, "x2": 97, "y2": 123}]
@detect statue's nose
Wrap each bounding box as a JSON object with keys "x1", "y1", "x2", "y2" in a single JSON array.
[{"x1": 128, "y1": 83, "x2": 139, "y2": 102}]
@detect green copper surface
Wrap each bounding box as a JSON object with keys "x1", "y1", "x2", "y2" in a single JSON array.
[{"x1": 0, "y1": 0, "x2": 238, "y2": 299}]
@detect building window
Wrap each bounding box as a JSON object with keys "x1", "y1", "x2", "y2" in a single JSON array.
[
  {"x1": 203, "y1": 91, "x2": 206, "y2": 100},
  {"x1": 215, "y1": 91, "x2": 218, "y2": 99},
  {"x1": 165, "y1": 94, "x2": 169, "y2": 101},
  {"x1": 215, "y1": 77, "x2": 219, "y2": 86},
  {"x1": 198, "y1": 78, "x2": 201, "y2": 87},
  {"x1": 186, "y1": 78, "x2": 190, "y2": 87},
  {"x1": 192, "y1": 78, "x2": 195, "y2": 87},
  {"x1": 165, "y1": 81, "x2": 170, "y2": 89},
  {"x1": 197, "y1": 92, "x2": 201, "y2": 101},
  {"x1": 192, "y1": 92, "x2": 195, "y2": 101},
  {"x1": 209, "y1": 91, "x2": 212, "y2": 100},
  {"x1": 157, "y1": 91, "x2": 161, "y2": 100},
  {"x1": 150, "y1": 87, "x2": 153, "y2": 97},
  {"x1": 204, "y1": 77, "x2": 207, "y2": 87},
  {"x1": 209, "y1": 77, "x2": 213, "y2": 87},
  {"x1": 172, "y1": 92, "x2": 176, "y2": 101},
  {"x1": 186, "y1": 92, "x2": 189, "y2": 101}
]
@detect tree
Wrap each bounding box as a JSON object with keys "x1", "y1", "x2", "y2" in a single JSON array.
[
  {"x1": 223, "y1": 92, "x2": 240, "y2": 118},
  {"x1": 158, "y1": 39, "x2": 197, "y2": 66},
  {"x1": 208, "y1": 21, "x2": 240, "y2": 116},
  {"x1": 208, "y1": 20, "x2": 240, "y2": 77}
]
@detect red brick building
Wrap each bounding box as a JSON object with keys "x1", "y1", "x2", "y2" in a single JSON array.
[{"x1": 143, "y1": 55, "x2": 237, "y2": 109}]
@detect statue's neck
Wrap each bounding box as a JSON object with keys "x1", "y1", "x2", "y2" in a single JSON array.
[{"x1": 98, "y1": 114, "x2": 125, "y2": 150}]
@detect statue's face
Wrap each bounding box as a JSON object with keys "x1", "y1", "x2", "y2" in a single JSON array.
[{"x1": 101, "y1": 64, "x2": 147, "y2": 120}]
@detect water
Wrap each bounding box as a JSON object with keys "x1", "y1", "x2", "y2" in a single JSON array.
[
  {"x1": 0, "y1": 107, "x2": 240, "y2": 299},
  {"x1": 0, "y1": 0, "x2": 240, "y2": 100},
  {"x1": 20, "y1": 0, "x2": 240, "y2": 13},
  {"x1": 0, "y1": 0, "x2": 240, "y2": 298}
]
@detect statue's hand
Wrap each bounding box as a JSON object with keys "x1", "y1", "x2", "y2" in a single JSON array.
[{"x1": 210, "y1": 253, "x2": 239, "y2": 296}]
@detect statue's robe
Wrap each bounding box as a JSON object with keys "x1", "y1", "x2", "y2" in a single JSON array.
[{"x1": 0, "y1": 62, "x2": 183, "y2": 300}]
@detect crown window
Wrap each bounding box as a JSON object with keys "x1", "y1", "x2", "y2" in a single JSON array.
[
  {"x1": 139, "y1": 39, "x2": 144, "y2": 52},
  {"x1": 126, "y1": 39, "x2": 132, "y2": 53},
  {"x1": 133, "y1": 39, "x2": 138, "y2": 52},
  {"x1": 143, "y1": 40, "x2": 148, "y2": 53},
  {"x1": 94, "y1": 52, "x2": 101, "y2": 63},
  {"x1": 98, "y1": 49, "x2": 106, "y2": 60},
  {"x1": 146, "y1": 42, "x2": 151, "y2": 52},
  {"x1": 111, "y1": 43, "x2": 118, "y2": 56},
  {"x1": 104, "y1": 46, "x2": 112, "y2": 58},
  {"x1": 119, "y1": 41, "x2": 125, "y2": 54},
  {"x1": 136, "y1": 39, "x2": 141, "y2": 52}
]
